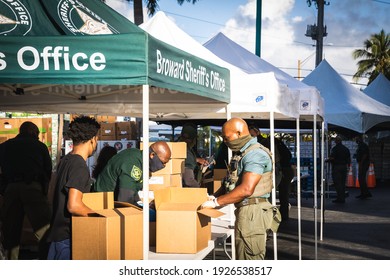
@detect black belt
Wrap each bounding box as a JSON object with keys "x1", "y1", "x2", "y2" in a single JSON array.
[{"x1": 235, "y1": 197, "x2": 268, "y2": 208}]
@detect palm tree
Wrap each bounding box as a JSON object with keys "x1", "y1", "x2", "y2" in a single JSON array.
[
  {"x1": 352, "y1": 29, "x2": 390, "y2": 85},
  {"x1": 125, "y1": 0, "x2": 198, "y2": 26}
]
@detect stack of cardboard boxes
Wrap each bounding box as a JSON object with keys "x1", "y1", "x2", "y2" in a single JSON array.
[
  {"x1": 143, "y1": 142, "x2": 187, "y2": 190},
  {"x1": 99, "y1": 121, "x2": 137, "y2": 141},
  {"x1": 0, "y1": 118, "x2": 52, "y2": 149}
]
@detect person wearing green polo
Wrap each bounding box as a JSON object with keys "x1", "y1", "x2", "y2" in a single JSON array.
[
  {"x1": 94, "y1": 141, "x2": 171, "y2": 205},
  {"x1": 201, "y1": 118, "x2": 280, "y2": 260}
]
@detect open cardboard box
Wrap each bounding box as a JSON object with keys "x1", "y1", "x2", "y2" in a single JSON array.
[
  {"x1": 154, "y1": 187, "x2": 224, "y2": 254},
  {"x1": 72, "y1": 192, "x2": 144, "y2": 260}
]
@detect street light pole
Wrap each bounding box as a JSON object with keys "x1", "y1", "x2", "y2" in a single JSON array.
[
  {"x1": 315, "y1": 0, "x2": 325, "y2": 67},
  {"x1": 255, "y1": 0, "x2": 262, "y2": 57},
  {"x1": 306, "y1": 0, "x2": 329, "y2": 67}
]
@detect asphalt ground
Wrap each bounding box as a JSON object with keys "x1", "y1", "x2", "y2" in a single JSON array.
[{"x1": 210, "y1": 181, "x2": 390, "y2": 260}]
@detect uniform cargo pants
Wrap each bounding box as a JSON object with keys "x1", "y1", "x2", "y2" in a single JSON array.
[{"x1": 234, "y1": 201, "x2": 274, "y2": 260}]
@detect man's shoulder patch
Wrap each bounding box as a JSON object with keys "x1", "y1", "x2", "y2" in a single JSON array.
[{"x1": 130, "y1": 165, "x2": 142, "y2": 181}]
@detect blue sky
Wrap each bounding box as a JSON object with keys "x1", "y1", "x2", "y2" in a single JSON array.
[{"x1": 106, "y1": 0, "x2": 389, "y2": 87}]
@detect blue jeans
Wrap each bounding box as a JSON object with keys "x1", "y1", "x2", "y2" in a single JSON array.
[{"x1": 47, "y1": 239, "x2": 70, "y2": 260}]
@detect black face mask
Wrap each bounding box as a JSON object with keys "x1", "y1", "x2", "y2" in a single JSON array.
[{"x1": 149, "y1": 147, "x2": 165, "y2": 172}]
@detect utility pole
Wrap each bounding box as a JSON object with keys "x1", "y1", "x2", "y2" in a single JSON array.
[
  {"x1": 305, "y1": 0, "x2": 329, "y2": 67},
  {"x1": 255, "y1": 0, "x2": 262, "y2": 57}
]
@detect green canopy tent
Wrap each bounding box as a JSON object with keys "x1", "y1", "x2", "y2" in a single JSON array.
[{"x1": 0, "y1": 0, "x2": 230, "y2": 259}]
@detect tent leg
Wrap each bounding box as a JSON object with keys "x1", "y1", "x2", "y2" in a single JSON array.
[{"x1": 142, "y1": 85, "x2": 150, "y2": 260}]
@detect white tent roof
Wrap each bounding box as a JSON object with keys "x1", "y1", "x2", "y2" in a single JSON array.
[
  {"x1": 303, "y1": 60, "x2": 390, "y2": 133},
  {"x1": 140, "y1": 11, "x2": 299, "y2": 120},
  {"x1": 203, "y1": 32, "x2": 324, "y2": 120},
  {"x1": 363, "y1": 73, "x2": 390, "y2": 106}
]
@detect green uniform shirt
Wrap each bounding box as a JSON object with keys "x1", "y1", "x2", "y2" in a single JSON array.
[{"x1": 94, "y1": 148, "x2": 143, "y2": 193}]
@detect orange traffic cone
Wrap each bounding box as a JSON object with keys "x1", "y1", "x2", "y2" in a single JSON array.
[
  {"x1": 355, "y1": 177, "x2": 360, "y2": 188},
  {"x1": 367, "y1": 163, "x2": 376, "y2": 188},
  {"x1": 346, "y1": 164, "x2": 355, "y2": 188}
]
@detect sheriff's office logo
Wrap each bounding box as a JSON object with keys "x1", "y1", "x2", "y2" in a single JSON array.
[
  {"x1": 0, "y1": 0, "x2": 32, "y2": 36},
  {"x1": 300, "y1": 100, "x2": 311, "y2": 111},
  {"x1": 58, "y1": 0, "x2": 119, "y2": 35},
  {"x1": 130, "y1": 165, "x2": 142, "y2": 182}
]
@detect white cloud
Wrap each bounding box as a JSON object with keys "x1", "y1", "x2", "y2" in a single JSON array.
[
  {"x1": 219, "y1": 0, "x2": 384, "y2": 85},
  {"x1": 292, "y1": 16, "x2": 303, "y2": 23}
]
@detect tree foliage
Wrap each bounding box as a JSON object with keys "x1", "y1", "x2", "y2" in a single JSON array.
[
  {"x1": 353, "y1": 29, "x2": 390, "y2": 85},
  {"x1": 125, "y1": 0, "x2": 198, "y2": 26}
]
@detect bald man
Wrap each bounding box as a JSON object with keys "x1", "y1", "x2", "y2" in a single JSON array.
[
  {"x1": 94, "y1": 141, "x2": 171, "y2": 205},
  {"x1": 202, "y1": 118, "x2": 279, "y2": 260}
]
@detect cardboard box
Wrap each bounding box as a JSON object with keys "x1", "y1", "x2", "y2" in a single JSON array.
[
  {"x1": 213, "y1": 180, "x2": 222, "y2": 193},
  {"x1": 116, "y1": 134, "x2": 131, "y2": 141},
  {"x1": 213, "y1": 169, "x2": 228, "y2": 180},
  {"x1": 115, "y1": 122, "x2": 131, "y2": 135},
  {"x1": 96, "y1": 115, "x2": 116, "y2": 123},
  {"x1": 141, "y1": 142, "x2": 187, "y2": 159},
  {"x1": 99, "y1": 134, "x2": 117, "y2": 141},
  {"x1": 72, "y1": 209, "x2": 121, "y2": 260},
  {"x1": 115, "y1": 206, "x2": 143, "y2": 260},
  {"x1": 100, "y1": 122, "x2": 116, "y2": 136},
  {"x1": 72, "y1": 192, "x2": 143, "y2": 260},
  {"x1": 152, "y1": 159, "x2": 185, "y2": 175},
  {"x1": 154, "y1": 187, "x2": 224, "y2": 254},
  {"x1": 130, "y1": 121, "x2": 138, "y2": 140},
  {"x1": 149, "y1": 174, "x2": 182, "y2": 189},
  {"x1": 82, "y1": 191, "x2": 114, "y2": 210}
]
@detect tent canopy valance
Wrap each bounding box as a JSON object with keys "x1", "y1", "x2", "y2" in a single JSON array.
[
  {"x1": 0, "y1": 0, "x2": 230, "y2": 115},
  {"x1": 140, "y1": 11, "x2": 300, "y2": 122}
]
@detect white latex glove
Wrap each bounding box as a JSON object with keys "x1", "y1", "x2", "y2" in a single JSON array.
[
  {"x1": 201, "y1": 198, "x2": 219, "y2": 209},
  {"x1": 207, "y1": 195, "x2": 216, "y2": 201}
]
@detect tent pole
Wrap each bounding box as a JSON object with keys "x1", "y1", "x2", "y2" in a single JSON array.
[
  {"x1": 313, "y1": 115, "x2": 318, "y2": 259},
  {"x1": 142, "y1": 85, "x2": 150, "y2": 260},
  {"x1": 270, "y1": 111, "x2": 278, "y2": 260},
  {"x1": 320, "y1": 120, "x2": 325, "y2": 241},
  {"x1": 296, "y1": 118, "x2": 302, "y2": 260},
  {"x1": 226, "y1": 104, "x2": 235, "y2": 260},
  {"x1": 56, "y1": 114, "x2": 64, "y2": 167}
]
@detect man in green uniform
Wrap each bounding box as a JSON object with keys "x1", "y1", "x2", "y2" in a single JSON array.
[
  {"x1": 94, "y1": 141, "x2": 171, "y2": 205},
  {"x1": 202, "y1": 118, "x2": 280, "y2": 260}
]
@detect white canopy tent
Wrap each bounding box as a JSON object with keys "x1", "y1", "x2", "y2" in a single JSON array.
[
  {"x1": 303, "y1": 60, "x2": 390, "y2": 134},
  {"x1": 141, "y1": 11, "x2": 300, "y2": 260},
  {"x1": 203, "y1": 31, "x2": 326, "y2": 259},
  {"x1": 363, "y1": 73, "x2": 390, "y2": 107}
]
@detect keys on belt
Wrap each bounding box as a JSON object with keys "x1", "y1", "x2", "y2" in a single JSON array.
[{"x1": 235, "y1": 197, "x2": 268, "y2": 208}]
